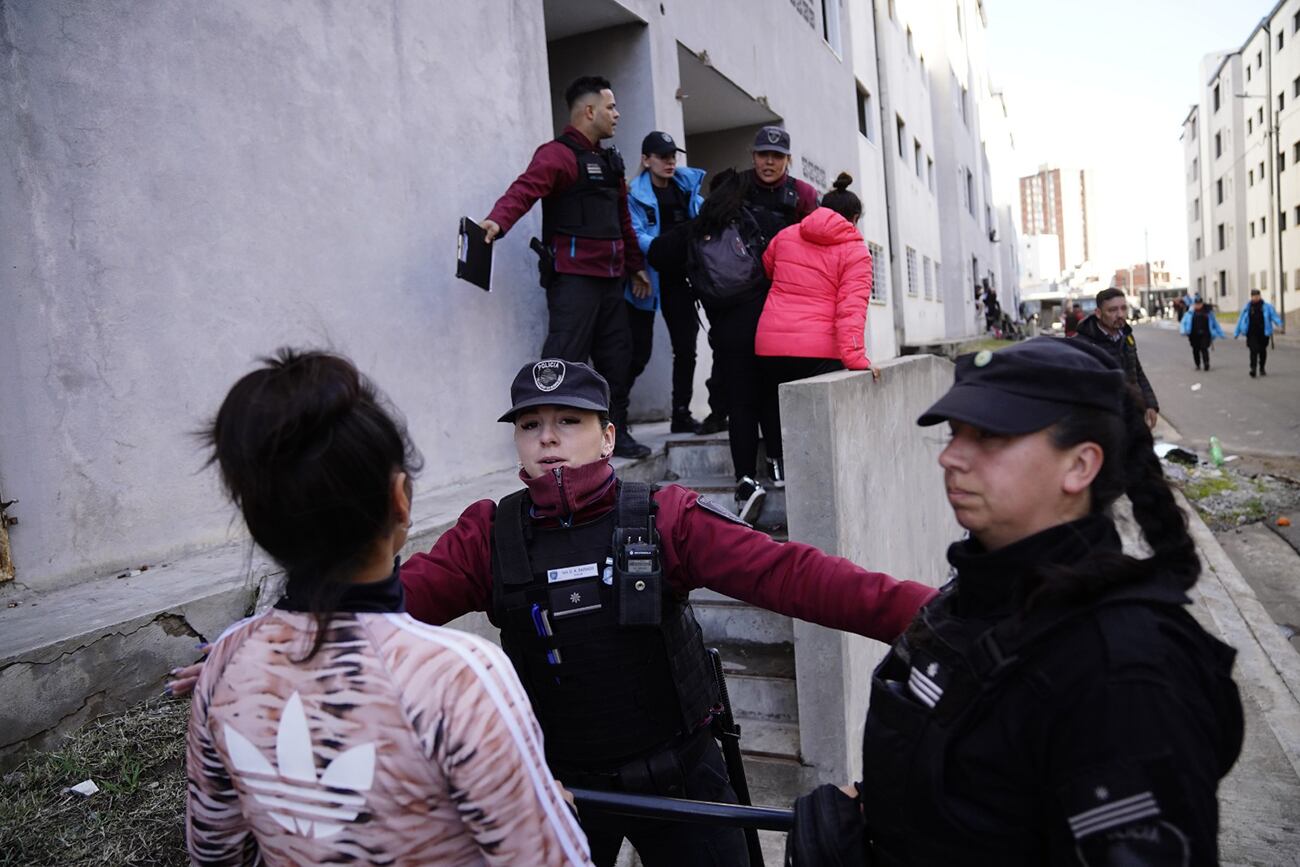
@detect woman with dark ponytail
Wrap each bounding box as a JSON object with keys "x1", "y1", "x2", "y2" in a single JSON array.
[
  {"x1": 185, "y1": 349, "x2": 593, "y2": 866},
  {"x1": 755, "y1": 171, "x2": 878, "y2": 487},
  {"x1": 787, "y1": 336, "x2": 1243, "y2": 866}
]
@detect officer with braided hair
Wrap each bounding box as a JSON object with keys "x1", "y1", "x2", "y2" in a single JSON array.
[{"x1": 786, "y1": 337, "x2": 1244, "y2": 866}]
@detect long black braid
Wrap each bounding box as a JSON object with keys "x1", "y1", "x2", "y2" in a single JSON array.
[{"x1": 1025, "y1": 383, "x2": 1199, "y2": 609}]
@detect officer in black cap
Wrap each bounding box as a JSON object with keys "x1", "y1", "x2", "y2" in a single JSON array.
[
  {"x1": 399, "y1": 358, "x2": 934, "y2": 867},
  {"x1": 740, "y1": 125, "x2": 819, "y2": 245},
  {"x1": 786, "y1": 337, "x2": 1243, "y2": 866}
]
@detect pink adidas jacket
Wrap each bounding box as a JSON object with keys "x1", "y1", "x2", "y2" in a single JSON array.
[
  {"x1": 186, "y1": 611, "x2": 593, "y2": 866},
  {"x1": 755, "y1": 207, "x2": 874, "y2": 369}
]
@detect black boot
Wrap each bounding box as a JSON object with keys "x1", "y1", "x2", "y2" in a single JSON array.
[
  {"x1": 612, "y1": 420, "x2": 652, "y2": 459},
  {"x1": 671, "y1": 407, "x2": 704, "y2": 434},
  {"x1": 698, "y1": 412, "x2": 728, "y2": 435}
]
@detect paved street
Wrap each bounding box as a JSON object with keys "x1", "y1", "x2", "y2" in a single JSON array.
[{"x1": 1135, "y1": 321, "x2": 1300, "y2": 458}]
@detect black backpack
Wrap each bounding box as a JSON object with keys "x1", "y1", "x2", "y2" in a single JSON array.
[{"x1": 685, "y1": 208, "x2": 768, "y2": 309}]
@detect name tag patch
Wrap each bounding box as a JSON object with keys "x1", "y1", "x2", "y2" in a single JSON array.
[{"x1": 548, "y1": 562, "x2": 599, "y2": 584}]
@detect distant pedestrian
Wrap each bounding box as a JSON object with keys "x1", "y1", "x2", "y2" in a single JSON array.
[
  {"x1": 755, "y1": 172, "x2": 879, "y2": 488},
  {"x1": 1063, "y1": 303, "x2": 1084, "y2": 337},
  {"x1": 1234, "y1": 289, "x2": 1285, "y2": 377},
  {"x1": 478, "y1": 75, "x2": 652, "y2": 459},
  {"x1": 1075, "y1": 288, "x2": 1160, "y2": 428},
  {"x1": 625, "y1": 130, "x2": 711, "y2": 433},
  {"x1": 1180, "y1": 295, "x2": 1225, "y2": 371}
]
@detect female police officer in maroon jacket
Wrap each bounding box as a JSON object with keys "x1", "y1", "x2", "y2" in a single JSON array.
[{"x1": 400, "y1": 358, "x2": 934, "y2": 867}]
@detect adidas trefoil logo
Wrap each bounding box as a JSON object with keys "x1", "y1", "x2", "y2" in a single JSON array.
[{"x1": 224, "y1": 691, "x2": 375, "y2": 839}]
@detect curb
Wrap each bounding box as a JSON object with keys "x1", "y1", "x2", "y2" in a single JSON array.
[{"x1": 1175, "y1": 490, "x2": 1300, "y2": 781}]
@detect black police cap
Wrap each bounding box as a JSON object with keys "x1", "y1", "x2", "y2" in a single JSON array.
[
  {"x1": 917, "y1": 337, "x2": 1126, "y2": 435},
  {"x1": 498, "y1": 359, "x2": 611, "y2": 423}
]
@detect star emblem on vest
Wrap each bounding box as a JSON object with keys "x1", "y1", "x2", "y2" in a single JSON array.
[
  {"x1": 570, "y1": 591, "x2": 582, "y2": 604},
  {"x1": 223, "y1": 691, "x2": 375, "y2": 839}
]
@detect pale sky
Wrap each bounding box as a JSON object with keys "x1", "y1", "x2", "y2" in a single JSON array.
[{"x1": 984, "y1": 0, "x2": 1269, "y2": 281}]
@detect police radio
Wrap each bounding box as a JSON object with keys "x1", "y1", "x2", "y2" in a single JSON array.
[{"x1": 613, "y1": 515, "x2": 662, "y2": 627}]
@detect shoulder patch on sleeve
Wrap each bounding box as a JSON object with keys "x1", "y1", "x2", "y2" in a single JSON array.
[
  {"x1": 1057, "y1": 758, "x2": 1189, "y2": 865},
  {"x1": 693, "y1": 495, "x2": 750, "y2": 526}
]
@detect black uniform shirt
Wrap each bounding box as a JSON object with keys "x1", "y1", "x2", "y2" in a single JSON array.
[
  {"x1": 652, "y1": 181, "x2": 690, "y2": 233},
  {"x1": 863, "y1": 515, "x2": 1244, "y2": 866},
  {"x1": 1248, "y1": 302, "x2": 1266, "y2": 338}
]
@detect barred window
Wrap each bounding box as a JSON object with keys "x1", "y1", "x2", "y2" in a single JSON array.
[
  {"x1": 923, "y1": 255, "x2": 934, "y2": 299},
  {"x1": 906, "y1": 246, "x2": 919, "y2": 296},
  {"x1": 868, "y1": 242, "x2": 887, "y2": 302}
]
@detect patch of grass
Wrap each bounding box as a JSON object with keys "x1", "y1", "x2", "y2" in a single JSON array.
[
  {"x1": 0, "y1": 699, "x2": 190, "y2": 866},
  {"x1": 1180, "y1": 474, "x2": 1237, "y2": 501}
]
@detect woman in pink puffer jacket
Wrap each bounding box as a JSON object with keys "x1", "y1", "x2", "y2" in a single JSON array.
[{"x1": 755, "y1": 172, "x2": 876, "y2": 484}]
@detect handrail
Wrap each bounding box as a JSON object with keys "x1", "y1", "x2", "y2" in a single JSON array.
[{"x1": 569, "y1": 787, "x2": 794, "y2": 833}]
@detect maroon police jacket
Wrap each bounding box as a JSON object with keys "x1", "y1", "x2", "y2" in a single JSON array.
[{"x1": 401, "y1": 460, "x2": 935, "y2": 644}]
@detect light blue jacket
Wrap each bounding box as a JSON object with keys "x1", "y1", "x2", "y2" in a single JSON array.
[
  {"x1": 1233, "y1": 301, "x2": 1284, "y2": 338},
  {"x1": 1180, "y1": 310, "x2": 1226, "y2": 340},
  {"x1": 625, "y1": 166, "x2": 706, "y2": 311}
]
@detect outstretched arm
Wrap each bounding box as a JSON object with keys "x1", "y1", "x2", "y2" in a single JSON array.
[{"x1": 657, "y1": 485, "x2": 935, "y2": 644}]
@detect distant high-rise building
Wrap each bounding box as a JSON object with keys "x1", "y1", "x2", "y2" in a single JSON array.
[{"x1": 1019, "y1": 165, "x2": 1094, "y2": 271}]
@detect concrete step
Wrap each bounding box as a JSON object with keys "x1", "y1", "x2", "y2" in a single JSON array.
[
  {"x1": 662, "y1": 433, "x2": 774, "y2": 485},
  {"x1": 735, "y1": 717, "x2": 801, "y2": 760},
  {"x1": 671, "y1": 475, "x2": 787, "y2": 529},
  {"x1": 691, "y1": 589, "x2": 794, "y2": 645},
  {"x1": 714, "y1": 640, "x2": 798, "y2": 724}
]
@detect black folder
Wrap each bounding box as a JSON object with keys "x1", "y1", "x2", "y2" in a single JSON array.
[{"x1": 456, "y1": 217, "x2": 493, "y2": 291}]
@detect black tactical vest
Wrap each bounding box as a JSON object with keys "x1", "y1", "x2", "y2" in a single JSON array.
[
  {"x1": 488, "y1": 482, "x2": 717, "y2": 771},
  {"x1": 860, "y1": 578, "x2": 1241, "y2": 865},
  {"x1": 742, "y1": 170, "x2": 801, "y2": 247},
  {"x1": 541, "y1": 132, "x2": 625, "y2": 242}
]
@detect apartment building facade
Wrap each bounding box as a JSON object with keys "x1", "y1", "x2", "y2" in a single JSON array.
[
  {"x1": 1185, "y1": 1, "x2": 1300, "y2": 323},
  {"x1": 2, "y1": 0, "x2": 1021, "y2": 598}
]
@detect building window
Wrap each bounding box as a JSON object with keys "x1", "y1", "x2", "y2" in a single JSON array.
[
  {"x1": 923, "y1": 255, "x2": 934, "y2": 299},
  {"x1": 1294, "y1": 141, "x2": 1300, "y2": 162},
  {"x1": 1218, "y1": 223, "x2": 1226, "y2": 250},
  {"x1": 1281, "y1": 94, "x2": 1287, "y2": 113},
  {"x1": 1195, "y1": 237, "x2": 1203, "y2": 259},
  {"x1": 927, "y1": 156, "x2": 935, "y2": 191},
  {"x1": 1217, "y1": 177, "x2": 1224, "y2": 204},
  {"x1": 915, "y1": 139, "x2": 923, "y2": 178},
  {"x1": 1251, "y1": 221, "x2": 1257, "y2": 239},
  {"x1": 868, "y1": 242, "x2": 887, "y2": 302},
  {"x1": 906, "y1": 246, "x2": 918, "y2": 296},
  {"x1": 1283, "y1": 210, "x2": 1289, "y2": 231},
  {"x1": 965, "y1": 169, "x2": 976, "y2": 216},
  {"x1": 1248, "y1": 65, "x2": 1254, "y2": 83},
  {"x1": 896, "y1": 115, "x2": 906, "y2": 160},
  {"x1": 857, "y1": 85, "x2": 874, "y2": 140},
  {"x1": 960, "y1": 86, "x2": 969, "y2": 126},
  {"x1": 1213, "y1": 83, "x2": 1221, "y2": 112},
  {"x1": 906, "y1": 26, "x2": 914, "y2": 58},
  {"x1": 1294, "y1": 9, "x2": 1300, "y2": 32},
  {"x1": 1250, "y1": 169, "x2": 1255, "y2": 187},
  {"x1": 1215, "y1": 131, "x2": 1222, "y2": 158},
  {"x1": 1262, "y1": 216, "x2": 1267, "y2": 233},
  {"x1": 956, "y1": 1, "x2": 963, "y2": 36},
  {"x1": 1279, "y1": 30, "x2": 1285, "y2": 51},
  {"x1": 1294, "y1": 205, "x2": 1299, "y2": 224},
  {"x1": 1258, "y1": 51, "x2": 1264, "y2": 69},
  {"x1": 821, "y1": 0, "x2": 842, "y2": 53},
  {"x1": 1220, "y1": 269, "x2": 1228, "y2": 296},
  {"x1": 888, "y1": 0, "x2": 895, "y2": 20},
  {"x1": 1249, "y1": 118, "x2": 1255, "y2": 135},
  {"x1": 1192, "y1": 156, "x2": 1199, "y2": 180},
  {"x1": 1193, "y1": 196, "x2": 1201, "y2": 221},
  {"x1": 1294, "y1": 76, "x2": 1300, "y2": 98},
  {"x1": 1260, "y1": 107, "x2": 1265, "y2": 125},
  {"x1": 935, "y1": 262, "x2": 943, "y2": 302},
  {"x1": 1261, "y1": 160, "x2": 1266, "y2": 177},
  {"x1": 1281, "y1": 151, "x2": 1288, "y2": 173},
  {"x1": 1191, "y1": 116, "x2": 1198, "y2": 139}
]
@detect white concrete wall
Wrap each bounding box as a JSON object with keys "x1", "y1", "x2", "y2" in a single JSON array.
[
  {"x1": 1271, "y1": 0, "x2": 1300, "y2": 318},
  {"x1": 780, "y1": 355, "x2": 960, "y2": 785},
  {"x1": 0, "y1": 0, "x2": 554, "y2": 592},
  {"x1": 1202, "y1": 53, "x2": 1250, "y2": 309},
  {"x1": 874, "y1": 0, "x2": 945, "y2": 346}
]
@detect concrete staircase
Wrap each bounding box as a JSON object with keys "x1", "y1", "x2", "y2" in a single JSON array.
[{"x1": 662, "y1": 433, "x2": 801, "y2": 767}]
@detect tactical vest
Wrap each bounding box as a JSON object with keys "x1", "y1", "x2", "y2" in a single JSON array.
[
  {"x1": 860, "y1": 578, "x2": 1240, "y2": 865},
  {"x1": 742, "y1": 171, "x2": 801, "y2": 247},
  {"x1": 488, "y1": 482, "x2": 718, "y2": 771},
  {"x1": 541, "y1": 132, "x2": 625, "y2": 242}
]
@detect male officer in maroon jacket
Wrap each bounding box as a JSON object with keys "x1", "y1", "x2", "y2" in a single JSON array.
[{"x1": 480, "y1": 75, "x2": 653, "y2": 459}]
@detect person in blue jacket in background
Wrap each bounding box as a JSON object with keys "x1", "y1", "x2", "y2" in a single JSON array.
[
  {"x1": 626, "y1": 131, "x2": 713, "y2": 434},
  {"x1": 1180, "y1": 295, "x2": 1226, "y2": 371},
  {"x1": 1233, "y1": 288, "x2": 1285, "y2": 377}
]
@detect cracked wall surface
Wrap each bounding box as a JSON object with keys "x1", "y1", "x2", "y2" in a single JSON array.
[{"x1": 0, "y1": 584, "x2": 253, "y2": 771}]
